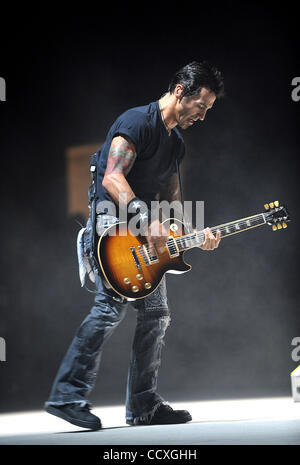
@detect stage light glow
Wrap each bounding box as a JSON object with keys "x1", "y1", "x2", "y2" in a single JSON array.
[{"x1": 0, "y1": 396, "x2": 299, "y2": 438}]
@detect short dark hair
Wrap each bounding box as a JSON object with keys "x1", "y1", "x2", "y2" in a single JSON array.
[{"x1": 168, "y1": 61, "x2": 225, "y2": 98}]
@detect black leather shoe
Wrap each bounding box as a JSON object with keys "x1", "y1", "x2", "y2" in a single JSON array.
[
  {"x1": 45, "y1": 403, "x2": 102, "y2": 430},
  {"x1": 127, "y1": 403, "x2": 192, "y2": 426}
]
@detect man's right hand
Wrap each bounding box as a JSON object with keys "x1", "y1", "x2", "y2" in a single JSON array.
[{"x1": 146, "y1": 219, "x2": 169, "y2": 256}]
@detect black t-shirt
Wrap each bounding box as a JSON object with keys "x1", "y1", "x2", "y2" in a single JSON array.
[{"x1": 94, "y1": 100, "x2": 185, "y2": 210}]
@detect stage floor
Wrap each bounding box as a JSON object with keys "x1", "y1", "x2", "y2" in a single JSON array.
[{"x1": 0, "y1": 397, "x2": 300, "y2": 445}]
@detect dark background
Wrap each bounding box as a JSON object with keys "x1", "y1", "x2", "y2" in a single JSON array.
[{"x1": 0, "y1": 3, "x2": 299, "y2": 413}]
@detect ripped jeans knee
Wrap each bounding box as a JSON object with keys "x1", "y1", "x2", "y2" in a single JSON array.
[{"x1": 125, "y1": 311, "x2": 171, "y2": 423}]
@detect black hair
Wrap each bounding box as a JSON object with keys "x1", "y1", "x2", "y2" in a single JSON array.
[{"x1": 168, "y1": 61, "x2": 225, "y2": 98}]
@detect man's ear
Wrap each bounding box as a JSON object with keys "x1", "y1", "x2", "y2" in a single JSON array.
[{"x1": 174, "y1": 84, "x2": 184, "y2": 102}]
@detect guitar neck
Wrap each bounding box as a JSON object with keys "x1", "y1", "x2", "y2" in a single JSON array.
[{"x1": 175, "y1": 212, "x2": 266, "y2": 251}]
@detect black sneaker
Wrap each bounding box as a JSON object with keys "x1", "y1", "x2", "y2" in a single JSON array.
[
  {"x1": 127, "y1": 403, "x2": 192, "y2": 426},
  {"x1": 45, "y1": 403, "x2": 102, "y2": 430}
]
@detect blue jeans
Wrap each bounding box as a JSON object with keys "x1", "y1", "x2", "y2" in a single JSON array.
[{"x1": 45, "y1": 266, "x2": 171, "y2": 424}]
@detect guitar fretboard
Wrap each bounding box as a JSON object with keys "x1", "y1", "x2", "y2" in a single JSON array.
[{"x1": 174, "y1": 213, "x2": 266, "y2": 251}]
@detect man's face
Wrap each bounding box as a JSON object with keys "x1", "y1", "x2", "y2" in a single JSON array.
[{"x1": 175, "y1": 86, "x2": 216, "y2": 129}]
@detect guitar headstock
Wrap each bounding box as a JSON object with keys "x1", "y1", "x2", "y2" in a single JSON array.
[{"x1": 264, "y1": 201, "x2": 290, "y2": 231}]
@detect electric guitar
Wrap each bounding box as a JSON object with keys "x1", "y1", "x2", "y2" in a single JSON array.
[{"x1": 96, "y1": 201, "x2": 290, "y2": 300}]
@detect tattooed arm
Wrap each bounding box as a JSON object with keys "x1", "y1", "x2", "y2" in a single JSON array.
[
  {"x1": 103, "y1": 135, "x2": 169, "y2": 251},
  {"x1": 102, "y1": 135, "x2": 137, "y2": 206}
]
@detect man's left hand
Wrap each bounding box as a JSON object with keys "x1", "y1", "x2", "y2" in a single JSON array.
[{"x1": 199, "y1": 228, "x2": 221, "y2": 251}]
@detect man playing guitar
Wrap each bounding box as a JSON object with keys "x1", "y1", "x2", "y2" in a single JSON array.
[{"x1": 45, "y1": 61, "x2": 224, "y2": 429}]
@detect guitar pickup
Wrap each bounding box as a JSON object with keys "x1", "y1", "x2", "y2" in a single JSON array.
[
  {"x1": 138, "y1": 245, "x2": 159, "y2": 265},
  {"x1": 147, "y1": 246, "x2": 159, "y2": 263},
  {"x1": 130, "y1": 247, "x2": 141, "y2": 270},
  {"x1": 167, "y1": 236, "x2": 179, "y2": 258},
  {"x1": 138, "y1": 245, "x2": 149, "y2": 266}
]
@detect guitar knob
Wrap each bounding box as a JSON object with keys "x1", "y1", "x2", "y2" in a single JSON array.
[
  {"x1": 124, "y1": 277, "x2": 131, "y2": 284},
  {"x1": 277, "y1": 223, "x2": 282, "y2": 229},
  {"x1": 269, "y1": 202, "x2": 274, "y2": 209},
  {"x1": 264, "y1": 204, "x2": 270, "y2": 210},
  {"x1": 136, "y1": 274, "x2": 143, "y2": 280},
  {"x1": 272, "y1": 224, "x2": 277, "y2": 231},
  {"x1": 144, "y1": 282, "x2": 152, "y2": 289},
  {"x1": 282, "y1": 222, "x2": 287, "y2": 229},
  {"x1": 132, "y1": 285, "x2": 139, "y2": 293},
  {"x1": 274, "y1": 200, "x2": 279, "y2": 207}
]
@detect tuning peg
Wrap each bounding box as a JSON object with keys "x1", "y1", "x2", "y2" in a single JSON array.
[
  {"x1": 272, "y1": 224, "x2": 277, "y2": 231},
  {"x1": 277, "y1": 223, "x2": 282, "y2": 229},
  {"x1": 282, "y1": 222, "x2": 287, "y2": 229},
  {"x1": 274, "y1": 200, "x2": 279, "y2": 207},
  {"x1": 269, "y1": 202, "x2": 274, "y2": 209},
  {"x1": 264, "y1": 204, "x2": 270, "y2": 210}
]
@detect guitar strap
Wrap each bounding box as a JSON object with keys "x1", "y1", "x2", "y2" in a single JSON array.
[
  {"x1": 89, "y1": 153, "x2": 102, "y2": 277},
  {"x1": 176, "y1": 157, "x2": 184, "y2": 205},
  {"x1": 88, "y1": 152, "x2": 128, "y2": 302},
  {"x1": 176, "y1": 157, "x2": 193, "y2": 234}
]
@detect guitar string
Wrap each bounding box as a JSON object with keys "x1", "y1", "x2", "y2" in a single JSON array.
[
  {"x1": 134, "y1": 215, "x2": 265, "y2": 257},
  {"x1": 133, "y1": 225, "x2": 265, "y2": 264},
  {"x1": 126, "y1": 210, "x2": 285, "y2": 264},
  {"x1": 133, "y1": 214, "x2": 265, "y2": 259},
  {"x1": 123, "y1": 208, "x2": 284, "y2": 260}
]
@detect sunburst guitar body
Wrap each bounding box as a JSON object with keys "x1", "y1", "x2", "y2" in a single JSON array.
[
  {"x1": 96, "y1": 202, "x2": 290, "y2": 300},
  {"x1": 97, "y1": 218, "x2": 190, "y2": 300}
]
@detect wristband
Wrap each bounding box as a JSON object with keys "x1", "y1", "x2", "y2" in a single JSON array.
[{"x1": 127, "y1": 197, "x2": 151, "y2": 234}]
